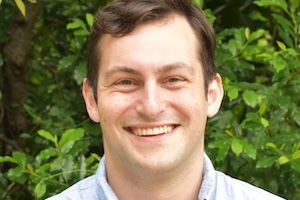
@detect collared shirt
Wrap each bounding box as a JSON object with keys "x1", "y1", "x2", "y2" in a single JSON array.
[{"x1": 46, "y1": 154, "x2": 285, "y2": 200}]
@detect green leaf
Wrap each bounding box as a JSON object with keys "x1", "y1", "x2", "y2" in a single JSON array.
[
  {"x1": 7, "y1": 166, "x2": 27, "y2": 184},
  {"x1": 225, "y1": 130, "x2": 235, "y2": 138},
  {"x1": 208, "y1": 139, "x2": 231, "y2": 162},
  {"x1": 35, "y1": 163, "x2": 52, "y2": 174},
  {"x1": 272, "y1": 14, "x2": 294, "y2": 38},
  {"x1": 38, "y1": 130, "x2": 56, "y2": 144},
  {"x1": 0, "y1": 0, "x2": 2, "y2": 6},
  {"x1": 0, "y1": 156, "x2": 17, "y2": 164},
  {"x1": 248, "y1": 29, "x2": 266, "y2": 43},
  {"x1": 74, "y1": 61, "x2": 87, "y2": 85},
  {"x1": 12, "y1": 152, "x2": 27, "y2": 167},
  {"x1": 59, "y1": 128, "x2": 84, "y2": 154},
  {"x1": 231, "y1": 139, "x2": 243, "y2": 156},
  {"x1": 271, "y1": 56, "x2": 287, "y2": 72},
  {"x1": 245, "y1": 28, "x2": 250, "y2": 40},
  {"x1": 67, "y1": 19, "x2": 87, "y2": 30},
  {"x1": 217, "y1": 145, "x2": 230, "y2": 162},
  {"x1": 276, "y1": 41, "x2": 286, "y2": 51},
  {"x1": 291, "y1": 107, "x2": 300, "y2": 126},
  {"x1": 35, "y1": 182, "x2": 46, "y2": 199},
  {"x1": 14, "y1": 0, "x2": 26, "y2": 16},
  {"x1": 62, "y1": 155, "x2": 74, "y2": 181},
  {"x1": 227, "y1": 87, "x2": 239, "y2": 101},
  {"x1": 74, "y1": 29, "x2": 89, "y2": 36},
  {"x1": 203, "y1": 9, "x2": 216, "y2": 24},
  {"x1": 26, "y1": 163, "x2": 34, "y2": 174},
  {"x1": 259, "y1": 103, "x2": 267, "y2": 115},
  {"x1": 58, "y1": 55, "x2": 78, "y2": 70},
  {"x1": 91, "y1": 153, "x2": 101, "y2": 162},
  {"x1": 278, "y1": 155, "x2": 290, "y2": 165},
  {"x1": 260, "y1": 117, "x2": 269, "y2": 128},
  {"x1": 36, "y1": 148, "x2": 58, "y2": 164},
  {"x1": 255, "y1": 0, "x2": 288, "y2": 11},
  {"x1": 290, "y1": 0, "x2": 300, "y2": 13},
  {"x1": 67, "y1": 21, "x2": 81, "y2": 30},
  {"x1": 277, "y1": 26, "x2": 294, "y2": 48},
  {"x1": 242, "y1": 90, "x2": 259, "y2": 108},
  {"x1": 256, "y1": 156, "x2": 278, "y2": 168},
  {"x1": 228, "y1": 39, "x2": 238, "y2": 56},
  {"x1": 85, "y1": 13, "x2": 94, "y2": 29},
  {"x1": 241, "y1": 112, "x2": 262, "y2": 130},
  {"x1": 291, "y1": 160, "x2": 300, "y2": 172},
  {"x1": 79, "y1": 155, "x2": 86, "y2": 179},
  {"x1": 192, "y1": 0, "x2": 204, "y2": 8},
  {"x1": 241, "y1": 140, "x2": 257, "y2": 159},
  {"x1": 266, "y1": 142, "x2": 278, "y2": 151},
  {"x1": 278, "y1": 143, "x2": 286, "y2": 152},
  {"x1": 24, "y1": 104, "x2": 42, "y2": 124},
  {"x1": 292, "y1": 150, "x2": 300, "y2": 160}
]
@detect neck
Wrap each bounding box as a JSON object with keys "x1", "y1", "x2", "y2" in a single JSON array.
[{"x1": 106, "y1": 154, "x2": 204, "y2": 200}]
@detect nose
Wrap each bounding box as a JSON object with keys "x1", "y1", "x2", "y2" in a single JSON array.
[{"x1": 136, "y1": 81, "x2": 166, "y2": 120}]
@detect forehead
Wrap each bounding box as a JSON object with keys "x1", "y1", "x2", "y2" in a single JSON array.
[{"x1": 98, "y1": 14, "x2": 200, "y2": 71}]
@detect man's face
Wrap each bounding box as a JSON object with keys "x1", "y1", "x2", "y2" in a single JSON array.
[{"x1": 83, "y1": 15, "x2": 223, "y2": 174}]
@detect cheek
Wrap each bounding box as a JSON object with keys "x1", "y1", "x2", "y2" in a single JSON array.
[
  {"x1": 170, "y1": 90, "x2": 207, "y2": 117},
  {"x1": 99, "y1": 93, "x2": 134, "y2": 122}
]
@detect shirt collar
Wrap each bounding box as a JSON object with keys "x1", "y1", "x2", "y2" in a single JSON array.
[
  {"x1": 95, "y1": 156, "x2": 118, "y2": 200},
  {"x1": 198, "y1": 153, "x2": 216, "y2": 199}
]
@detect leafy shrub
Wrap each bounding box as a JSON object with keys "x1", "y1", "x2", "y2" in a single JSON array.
[
  {"x1": 0, "y1": 128, "x2": 100, "y2": 199},
  {"x1": 206, "y1": 0, "x2": 300, "y2": 199},
  {"x1": 0, "y1": 0, "x2": 299, "y2": 199}
]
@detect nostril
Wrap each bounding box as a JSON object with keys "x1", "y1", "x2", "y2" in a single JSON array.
[{"x1": 136, "y1": 97, "x2": 166, "y2": 119}]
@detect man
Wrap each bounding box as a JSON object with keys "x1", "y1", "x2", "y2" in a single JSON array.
[{"x1": 48, "y1": 0, "x2": 284, "y2": 199}]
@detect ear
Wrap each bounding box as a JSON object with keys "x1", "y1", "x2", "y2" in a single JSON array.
[
  {"x1": 82, "y1": 79, "x2": 100, "y2": 123},
  {"x1": 207, "y1": 73, "x2": 224, "y2": 118}
]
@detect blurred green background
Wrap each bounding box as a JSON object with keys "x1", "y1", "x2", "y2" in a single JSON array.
[{"x1": 0, "y1": 0, "x2": 299, "y2": 199}]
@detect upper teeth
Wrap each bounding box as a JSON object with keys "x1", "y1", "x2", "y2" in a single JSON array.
[{"x1": 130, "y1": 125, "x2": 173, "y2": 136}]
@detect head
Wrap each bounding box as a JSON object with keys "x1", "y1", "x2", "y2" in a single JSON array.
[
  {"x1": 82, "y1": 0, "x2": 223, "y2": 184},
  {"x1": 87, "y1": 0, "x2": 216, "y2": 99}
]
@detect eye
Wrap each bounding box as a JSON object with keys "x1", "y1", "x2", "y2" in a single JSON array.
[
  {"x1": 167, "y1": 77, "x2": 183, "y2": 83},
  {"x1": 117, "y1": 79, "x2": 134, "y2": 85},
  {"x1": 165, "y1": 76, "x2": 186, "y2": 84},
  {"x1": 163, "y1": 76, "x2": 187, "y2": 89},
  {"x1": 113, "y1": 79, "x2": 139, "y2": 92}
]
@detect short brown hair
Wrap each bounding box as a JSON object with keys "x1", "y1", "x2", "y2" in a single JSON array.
[{"x1": 87, "y1": 0, "x2": 216, "y2": 97}]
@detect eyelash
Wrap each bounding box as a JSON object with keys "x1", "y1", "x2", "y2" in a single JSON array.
[
  {"x1": 117, "y1": 80, "x2": 135, "y2": 85},
  {"x1": 166, "y1": 77, "x2": 184, "y2": 83}
]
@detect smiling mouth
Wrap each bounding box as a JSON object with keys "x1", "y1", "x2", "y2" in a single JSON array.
[{"x1": 125, "y1": 125, "x2": 178, "y2": 137}]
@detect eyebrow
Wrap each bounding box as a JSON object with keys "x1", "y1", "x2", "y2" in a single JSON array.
[
  {"x1": 104, "y1": 66, "x2": 141, "y2": 80},
  {"x1": 104, "y1": 62, "x2": 195, "y2": 79},
  {"x1": 157, "y1": 62, "x2": 195, "y2": 75}
]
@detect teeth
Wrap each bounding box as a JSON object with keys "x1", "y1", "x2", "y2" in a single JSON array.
[{"x1": 130, "y1": 125, "x2": 174, "y2": 136}]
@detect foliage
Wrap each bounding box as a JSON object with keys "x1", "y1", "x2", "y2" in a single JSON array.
[
  {"x1": 0, "y1": 128, "x2": 99, "y2": 199},
  {"x1": 0, "y1": 0, "x2": 299, "y2": 199},
  {"x1": 206, "y1": 0, "x2": 300, "y2": 199},
  {"x1": 1, "y1": 1, "x2": 103, "y2": 199}
]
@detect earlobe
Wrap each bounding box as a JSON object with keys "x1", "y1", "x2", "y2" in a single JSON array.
[
  {"x1": 207, "y1": 73, "x2": 224, "y2": 118},
  {"x1": 82, "y1": 79, "x2": 100, "y2": 123}
]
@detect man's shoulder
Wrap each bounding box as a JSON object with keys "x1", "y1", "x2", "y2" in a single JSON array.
[
  {"x1": 45, "y1": 175, "x2": 97, "y2": 200},
  {"x1": 214, "y1": 171, "x2": 285, "y2": 200}
]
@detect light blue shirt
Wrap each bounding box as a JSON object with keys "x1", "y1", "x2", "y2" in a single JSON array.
[{"x1": 46, "y1": 154, "x2": 285, "y2": 200}]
